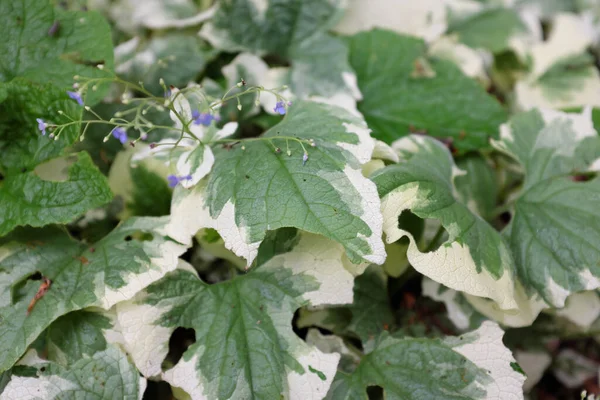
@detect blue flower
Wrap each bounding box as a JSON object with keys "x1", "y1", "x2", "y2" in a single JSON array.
[
  {"x1": 111, "y1": 127, "x2": 128, "y2": 144},
  {"x1": 192, "y1": 110, "x2": 219, "y2": 126},
  {"x1": 302, "y1": 152, "x2": 308, "y2": 166},
  {"x1": 167, "y1": 174, "x2": 193, "y2": 188},
  {"x1": 67, "y1": 91, "x2": 84, "y2": 106},
  {"x1": 167, "y1": 175, "x2": 179, "y2": 188},
  {"x1": 36, "y1": 118, "x2": 48, "y2": 135},
  {"x1": 274, "y1": 101, "x2": 287, "y2": 115}
]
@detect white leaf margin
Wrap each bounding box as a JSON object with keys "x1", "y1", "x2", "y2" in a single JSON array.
[
  {"x1": 380, "y1": 135, "x2": 518, "y2": 310},
  {"x1": 448, "y1": 321, "x2": 526, "y2": 400}
]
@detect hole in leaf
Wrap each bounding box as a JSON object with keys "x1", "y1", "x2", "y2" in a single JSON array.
[
  {"x1": 142, "y1": 380, "x2": 172, "y2": 400},
  {"x1": 33, "y1": 155, "x2": 77, "y2": 182},
  {"x1": 406, "y1": 216, "x2": 447, "y2": 253},
  {"x1": 161, "y1": 327, "x2": 196, "y2": 371},
  {"x1": 28, "y1": 272, "x2": 42, "y2": 281},
  {"x1": 366, "y1": 385, "x2": 384, "y2": 399},
  {"x1": 123, "y1": 232, "x2": 154, "y2": 242},
  {"x1": 397, "y1": 210, "x2": 425, "y2": 238},
  {"x1": 499, "y1": 211, "x2": 512, "y2": 225}
]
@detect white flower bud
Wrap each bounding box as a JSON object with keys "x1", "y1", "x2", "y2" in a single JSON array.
[
  {"x1": 237, "y1": 104, "x2": 242, "y2": 111},
  {"x1": 97, "y1": 64, "x2": 105, "y2": 70}
]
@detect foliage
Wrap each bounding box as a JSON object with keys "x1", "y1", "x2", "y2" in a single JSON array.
[{"x1": 1, "y1": 0, "x2": 600, "y2": 399}]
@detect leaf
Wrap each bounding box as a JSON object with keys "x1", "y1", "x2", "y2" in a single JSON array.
[
  {"x1": 449, "y1": 8, "x2": 531, "y2": 53},
  {"x1": 428, "y1": 36, "x2": 490, "y2": 85},
  {"x1": 115, "y1": 34, "x2": 214, "y2": 96},
  {"x1": 117, "y1": 233, "x2": 355, "y2": 398},
  {"x1": 166, "y1": 100, "x2": 384, "y2": 265},
  {"x1": 348, "y1": 29, "x2": 508, "y2": 153},
  {"x1": 0, "y1": 79, "x2": 81, "y2": 172},
  {"x1": 132, "y1": 88, "x2": 238, "y2": 189},
  {"x1": 514, "y1": 14, "x2": 600, "y2": 110},
  {"x1": 0, "y1": 0, "x2": 114, "y2": 104},
  {"x1": 422, "y1": 278, "x2": 486, "y2": 331},
  {"x1": 199, "y1": 0, "x2": 344, "y2": 55},
  {"x1": 108, "y1": 148, "x2": 171, "y2": 219},
  {"x1": 492, "y1": 107, "x2": 600, "y2": 307},
  {"x1": 0, "y1": 345, "x2": 146, "y2": 400},
  {"x1": 0, "y1": 217, "x2": 187, "y2": 373},
  {"x1": 305, "y1": 329, "x2": 361, "y2": 374},
  {"x1": 454, "y1": 154, "x2": 498, "y2": 221},
  {"x1": 0, "y1": 79, "x2": 112, "y2": 235},
  {"x1": 288, "y1": 33, "x2": 361, "y2": 104},
  {"x1": 373, "y1": 135, "x2": 518, "y2": 310},
  {"x1": 0, "y1": 153, "x2": 112, "y2": 236},
  {"x1": 346, "y1": 265, "x2": 394, "y2": 344},
  {"x1": 111, "y1": 0, "x2": 214, "y2": 31},
  {"x1": 333, "y1": 0, "x2": 448, "y2": 42},
  {"x1": 325, "y1": 321, "x2": 525, "y2": 400},
  {"x1": 45, "y1": 309, "x2": 120, "y2": 366},
  {"x1": 514, "y1": 351, "x2": 552, "y2": 392},
  {"x1": 516, "y1": 54, "x2": 600, "y2": 110}
]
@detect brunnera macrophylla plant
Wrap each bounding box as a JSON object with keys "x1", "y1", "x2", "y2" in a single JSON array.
[{"x1": 2, "y1": 0, "x2": 600, "y2": 399}]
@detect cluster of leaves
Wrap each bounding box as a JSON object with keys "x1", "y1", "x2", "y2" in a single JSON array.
[{"x1": 1, "y1": 0, "x2": 600, "y2": 399}]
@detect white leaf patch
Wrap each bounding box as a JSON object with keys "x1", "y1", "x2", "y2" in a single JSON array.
[{"x1": 447, "y1": 321, "x2": 526, "y2": 400}]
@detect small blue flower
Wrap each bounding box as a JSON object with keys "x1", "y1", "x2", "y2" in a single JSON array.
[
  {"x1": 111, "y1": 127, "x2": 128, "y2": 144},
  {"x1": 67, "y1": 91, "x2": 84, "y2": 106},
  {"x1": 274, "y1": 101, "x2": 287, "y2": 115},
  {"x1": 302, "y1": 152, "x2": 308, "y2": 166},
  {"x1": 167, "y1": 175, "x2": 179, "y2": 188},
  {"x1": 36, "y1": 118, "x2": 48, "y2": 135},
  {"x1": 192, "y1": 110, "x2": 219, "y2": 126},
  {"x1": 167, "y1": 174, "x2": 193, "y2": 188}
]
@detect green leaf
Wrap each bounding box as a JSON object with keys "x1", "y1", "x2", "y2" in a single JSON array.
[
  {"x1": 0, "y1": 0, "x2": 114, "y2": 104},
  {"x1": 117, "y1": 234, "x2": 355, "y2": 398},
  {"x1": 0, "y1": 79, "x2": 81, "y2": 172},
  {"x1": 492, "y1": 107, "x2": 600, "y2": 307},
  {"x1": 288, "y1": 33, "x2": 359, "y2": 102},
  {"x1": 514, "y1": 14, "x2": 600, "y2": 111},
  {"x1": 373, "y1": 135, "x2": 518, "y2": 310},
  {"x1": 108, "y1": 148, "x2": 171, "y2": 219},
  {"x1": 325, "y1": 322, "x2": 525, "y2": 399},
  {"x1": 0, "y1": 345, "x2": 146, "y2": 399},
  {"x1": 0, "y1": 217, "x2": 187, "y2": 373},
  {"x1": 348, "y1": 29, "x2": 507, "y2": 153},
  {"x1": 449, "y1": 8, "x2": 529, "y2": 53},
  {"x1": 0, "y1": 152, "x2": 112, "y2": 236},
  {"x1": 167, "y1": 100, "x2": 385, "y2": 265},
  {"x1": 200, "y1": 0, "x2": 344, "y2": 55},
  {"x1": 46, "y1": 310, "x2": 115, "y2": 366},
  {"x1": 347, "y1": 265, "x2": 394, "y2": 344},
  {"x1": 454, "y1": 154, "x2": 498, "y2": 221},
  {"x1": 115, "y1": 34, "x2": 213, "y2": 96},
  {"x1": 0, "y1": 79, "x2": 111, "y2": 235},
  {"x1": 516, "y1": 54, "x2": 600, "y2": 111}
]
